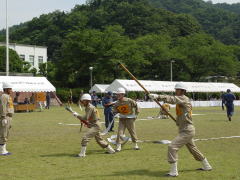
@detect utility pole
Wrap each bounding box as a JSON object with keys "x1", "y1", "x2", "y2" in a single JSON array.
[{"x1": 6, "y1": 0, "x2": 9, "y2": 76}]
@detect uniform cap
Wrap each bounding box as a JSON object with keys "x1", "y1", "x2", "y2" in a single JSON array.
[
  {"x1": 2, "y1": 82, "x2": 13, "y2": 89},
  {"x1": 116, "y1": 87, "x2": 126, "y2": 94},
  {"x1": 107, "y1": 91, "x2": 113, "y2": 96},
  {"x1": 174, "y1": 82, "x2": 187, "y2": 91},
  {"x1": 81, "y1": 93, "x2": 92, "y2": 101}
]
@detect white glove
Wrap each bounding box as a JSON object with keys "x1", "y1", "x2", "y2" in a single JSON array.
[
  {"x1": 1, "y1": 119, "x2": 8, "y2": 127},
  {"x1": 149, "y1": 94, "x2": 159, "y2": 100},
  {"x1": 73, "y1": 112, "x2": 79, "y2": 117}
]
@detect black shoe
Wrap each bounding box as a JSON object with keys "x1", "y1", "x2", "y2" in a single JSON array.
[
  {"x1": 196, "y1": 168, "x2": 212, "y2": 171},
  {"x1": 109, "y1": 129, "x2": 114, "y2": 132},
  {"x1": 228, "y1": 117, "x2": 231, "y2": 121}
]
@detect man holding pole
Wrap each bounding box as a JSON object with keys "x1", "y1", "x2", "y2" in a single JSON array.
[
  {"x1": 73, "y1": 93, "x2": 115, "y2": 157},
  {"x1": 0, "y1": 82, "x2": 14, "y2": 155},
  {"x1": 149, "y1": 83, "x2": 212, "y2": 177}
]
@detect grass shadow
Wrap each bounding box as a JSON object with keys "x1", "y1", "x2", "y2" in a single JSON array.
[
  {"x1": 40, "y1": 153, "x2": 76, "y2": 157},
  {"x1": 40, "y1": 149, "x2": 106, "y2": 158},
  {"x1": 102, "y1": 169, "x2": 168, "y2": 178}
]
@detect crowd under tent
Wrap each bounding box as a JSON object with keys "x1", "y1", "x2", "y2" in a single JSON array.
[
  {"x1": 0, "y1": 76, "x2": 57, "y2": 112},
  {"x1": 89, "y1": 84, "x2": 110, "y2": 93},
  {"x1": 105, "y1": 79, "x2": 240, "y2": 93}
]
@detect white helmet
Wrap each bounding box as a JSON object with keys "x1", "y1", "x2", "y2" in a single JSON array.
[
  {"x1": 116, "y1": 87, "x2": 126, "y2": 94},
  {"x1": 175, "y1": 82, "x2": 187, "y2": 91},
  {"x1": 2, "y1": 82, "x2": 13, "y2": 89},
  {"x1": 81, "y1": 93, "x2": 91, "y2": 101}
]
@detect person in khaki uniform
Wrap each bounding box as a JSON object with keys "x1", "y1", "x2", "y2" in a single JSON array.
[
  {"x1": 72, "y1": 93, "x2": 115, "y2": 157},
  {"x1": 158, "y1": 103, "x2": 170, "y2": 119},
  {"x1": 150, "y1": 83, "x2": 212, "y2": 177},
  {"x1": 0, "y1": 82, "x2": 14, "y2": 155},
  {"x1": 113, "y1": 87, "x2": 140, "y2": 152}
]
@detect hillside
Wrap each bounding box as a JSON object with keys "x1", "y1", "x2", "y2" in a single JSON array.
[
  {"x1": 214, "y1": 2, "x2": 240, "y2": 14},
  {"x1": 0, "y1": 0, "x2": 239, "y2": 88},
  {"x1": 149, "y1": 0, "x2": 240, "y2": 45}
]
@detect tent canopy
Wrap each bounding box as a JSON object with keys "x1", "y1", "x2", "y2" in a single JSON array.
[
  {"x1": 0, "y1": 76, "x2": 56, "y2": 92},
  {"x1": 89, "y1": 84, "x2": 110, "y2": 93},
  {"x1": 105, "y1": 79, "x2": 240, "y2": 93}
]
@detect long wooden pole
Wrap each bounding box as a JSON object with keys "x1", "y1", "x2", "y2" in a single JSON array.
[{"x1": 118, "y1": 63, "x2": 176, "y2": 122}]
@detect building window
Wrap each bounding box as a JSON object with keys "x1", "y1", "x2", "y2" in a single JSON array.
[
  {"x1": 29, "y1": 55, "x2": 34, "y2": 66},
  {"x1": 19, "y1": 54, "x2": 25, "y2": 60},
  {"x1": 38, "y1": 56, "x2": 43, "y2": 66}
]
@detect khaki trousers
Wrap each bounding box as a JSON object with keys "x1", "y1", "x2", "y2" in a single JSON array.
[
  {"x1": 0, "y1": 116, "x2": 12, "y2": 145},
  {"x1": 168, "y1": 126, "x2": 205, "y2": 163},
  {"x1": 116, "y1": 118, "x2": 138, "y2": 144},
  {"x1": 81, "y1": 124, "x2": 108, "y2": 148}
]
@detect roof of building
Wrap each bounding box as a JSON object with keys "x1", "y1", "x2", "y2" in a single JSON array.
[
  {"x1": 89, "y1": 84, "x2": 110, "y2": 93},
  {"x1": 0, "y1": 42, "x2": 47, "y2": 49},
  {"x1": 105, "y1": 79, "x2": 240, "y2": 93},
  {"x1": 0, "y1": 76, "x2": 55, "y2": 92}
]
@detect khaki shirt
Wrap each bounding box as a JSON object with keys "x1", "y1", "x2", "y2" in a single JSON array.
[
  {"x1": 160, "y1": 103, "x2": 170, "y2": 115},
  {"x1": 157, "y1": 95, "x2": 193, "y2": 131},
  {"x1": 113, "y1": 97, "x2": 139, "y2": 118},
  {"x1": 0, "y1": 93, "x2": 14, "y2": 117},
  {"x1": 79, "y1": 103, "x2": 100, "y2": 127}
]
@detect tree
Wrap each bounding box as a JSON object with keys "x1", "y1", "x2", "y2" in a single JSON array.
[
  {"x1": 171, "y1": 33, "x2": 240, "y2": 81},
  {"x1": 0, "y1": 46, "x2": 27, "y2": 73}
]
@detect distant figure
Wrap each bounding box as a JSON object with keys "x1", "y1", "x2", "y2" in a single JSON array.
[
  {"x1": 13, "y1": 92, "x2": 20, "y2": 104},
  {"x1": 30, "y1": 93, "x2": 35, "y2": 104},
  {"x1": 91, "y1": 91, "x2": 99, "y2": 107},
  {"x1": 223, "y1": 89, "x2": 236, "y2": 121},
  {"x1": 78, "y1": 90, "x2": 84, "y2": 111},
  {"x1": 158, "y1": 103, "x2": 170, "y2": 119},
  {"x1": 102, "y1": 91, "x2": 115, "y2": 132},
  {"x1": 24, "y1": 98, "x2": 30, "y2": 104},
  {"x1": 68, "y1": 89, "x2": 73, "y2": 104},
  {"x1": 46, "y1": 92, "x2": 51, "y2": 109}
]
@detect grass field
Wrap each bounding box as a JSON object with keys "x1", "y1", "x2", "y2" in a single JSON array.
[{"x1": 0, "y1": 106, "x2": 239, "y2": 180}]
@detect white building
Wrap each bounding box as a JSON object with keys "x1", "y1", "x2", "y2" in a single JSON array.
[{"x1": 0, "y1": 42, "x2": 47, "y2": 70}]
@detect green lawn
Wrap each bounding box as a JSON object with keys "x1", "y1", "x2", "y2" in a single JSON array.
[{"x1": 0, "y1": 106, "x2": 239, "y2": 180}]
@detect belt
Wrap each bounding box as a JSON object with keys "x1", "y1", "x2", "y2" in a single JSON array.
[{"x1": 7, "y1": 114, "x2": 13, "y2": 117}]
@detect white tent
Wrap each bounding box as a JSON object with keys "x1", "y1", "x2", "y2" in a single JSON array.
[
  {"x1": 0, "y1": 76, "x2": 56, "y2": 92},
  {"x1": 105, "y1": 79, "x2": 240, "y2": 93},
  {"x1": 89, "y1": 84, "x2": 110, "y2": 93}
]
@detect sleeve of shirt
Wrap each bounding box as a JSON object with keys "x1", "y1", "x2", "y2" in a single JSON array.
[
  {"x1": 78, "y1": 107, "x2": 94, "y2": 121},
  {"x1": 1, "y1": 96, "x2": 8, "y2": 117},
  {"x1": 78, "y1": 114, "x2": 87, "y2": 121},
  {"x1": 130, "y1": 99, "x2": 139, "y2": 113},
  {"x1": 158, "y1": 95, "x2": 187, "y2": 105},
  {"x1": 113, "y1": 103, "x2": 118, "y2": 114},
  {"x1": 102, "y1": 98, "x2": 106, "y2": 106}
]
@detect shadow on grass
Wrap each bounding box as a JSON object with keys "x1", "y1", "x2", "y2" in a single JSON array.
[
  {"x1": 100, "y1": 168, "x2": 208, "y2": 178},
  {"x1": 56, "y1": 169, "x2": 168, "y2": 180},
  {"x1": 102, "y1": 169, "x2": 168, "y2": 178},
  {"x1": 40, "y1": 149, "x2": 106, "y2": 158},
  {"x1": 53, "y1": 168, "x2": 207, "y2": 180},
  {"x1": 40, "y1": 153, "x2": 77, "y2": 157}
]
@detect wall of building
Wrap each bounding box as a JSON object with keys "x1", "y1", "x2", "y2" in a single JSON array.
[{"x1": 0, "y1": 42, "x2": 47, "y2": 70}]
